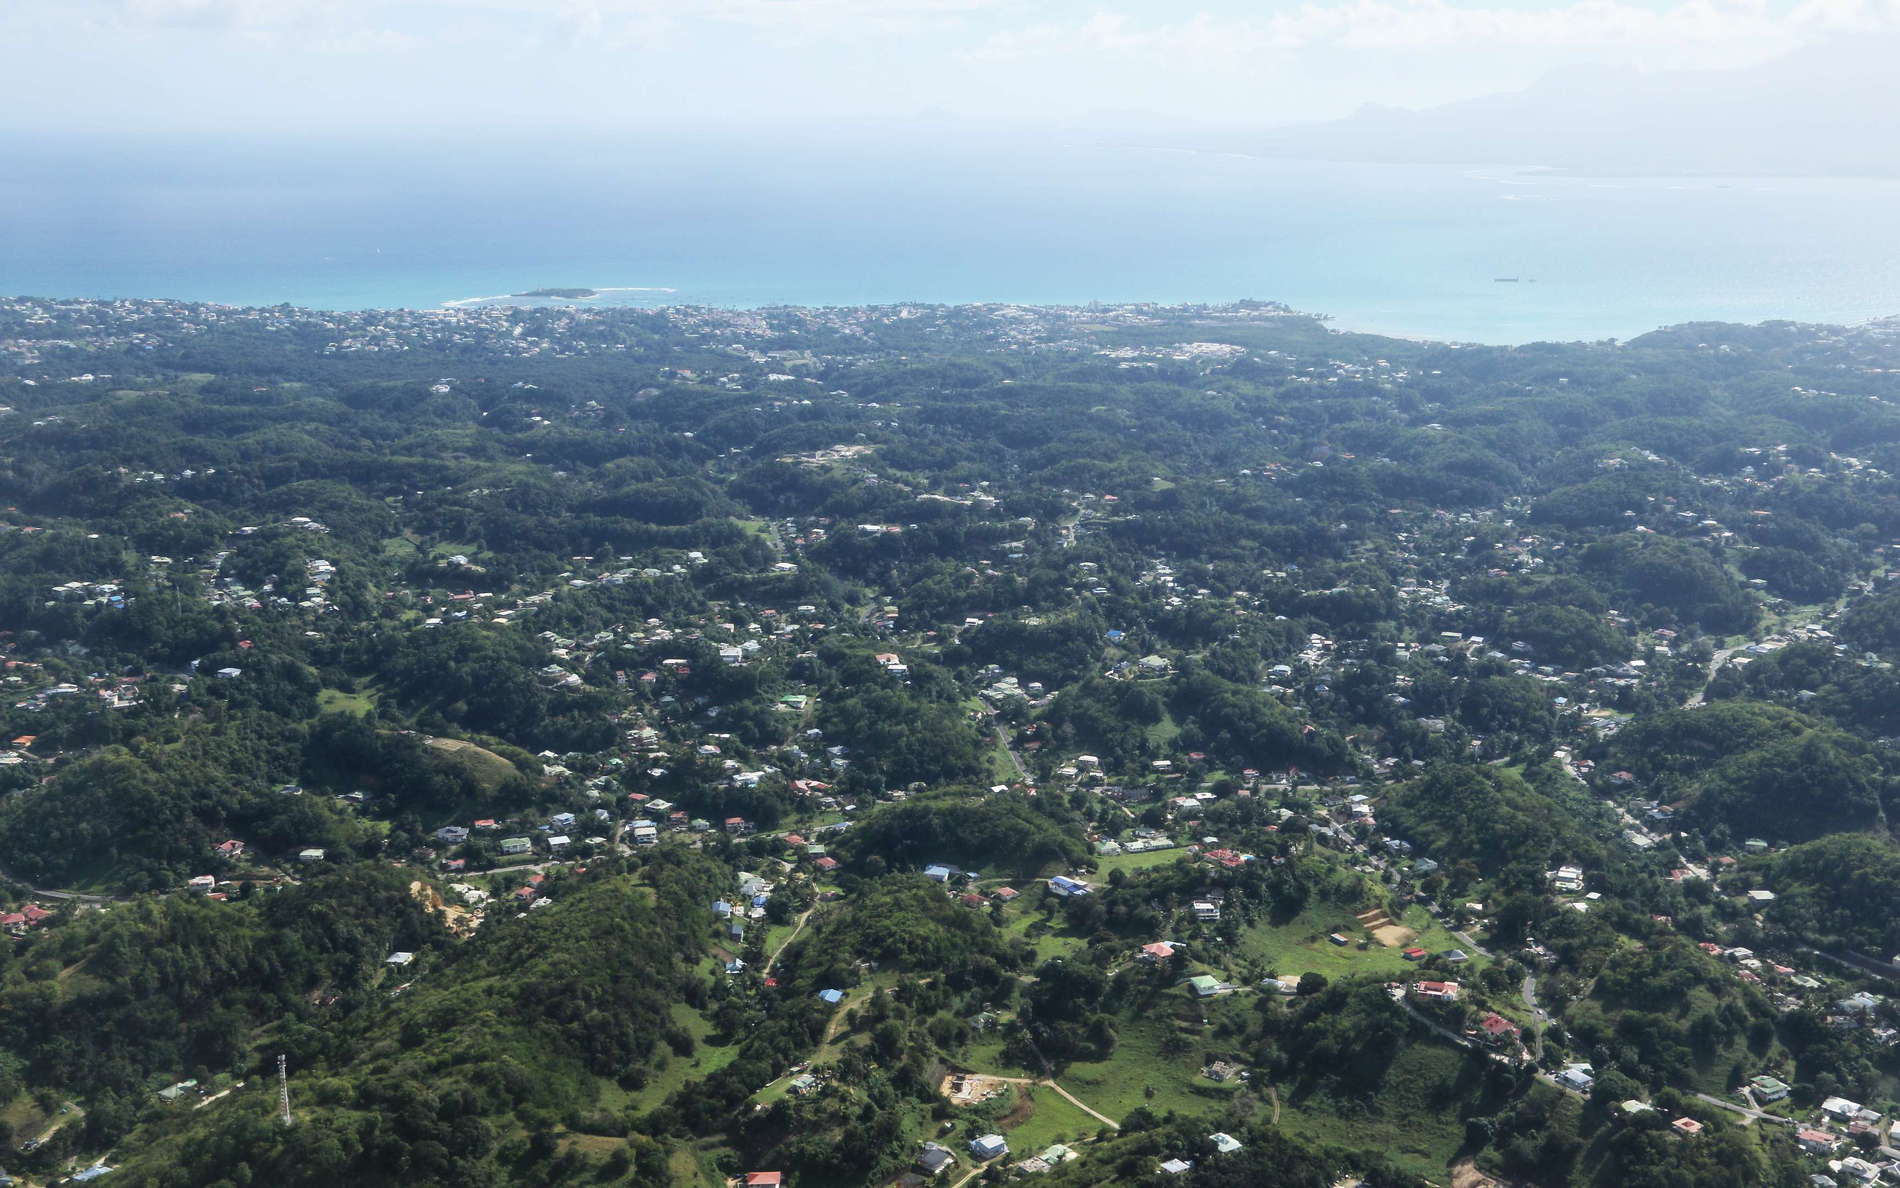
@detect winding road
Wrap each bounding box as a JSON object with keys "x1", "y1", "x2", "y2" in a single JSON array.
[
  {"x1": 1691, "y1": 1090, "x2": 1788, "y2": 1126},
  {"x1": 1686, "y1": 645, "x2": 1744, "y2": 708},
  {"x1": 943, "y1": 1077, "x2": 1119, "y2": 1188},
  {"x1": 0, "y1": 858, "x2": 119, "y2": 904},
  {"x1": 992, "y1": 720, "x2": 1028, "y2": 781},
  {"x1": 1520, "y1": 974, "x2": 1548, "y2": 1061}
]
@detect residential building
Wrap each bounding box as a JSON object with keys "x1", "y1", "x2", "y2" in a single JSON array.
[
  {"x1": 918, "y1": 1143, "x2": 955, "y2": 1176},
  {"x1": 1749, "y1": 1075, "x2": 1791, "y2": 1102}
]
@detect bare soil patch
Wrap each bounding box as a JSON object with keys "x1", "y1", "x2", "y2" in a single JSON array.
[
  {"x1": 1372, "y1": 923, "x2": 1417, "y2": 947},
  {"x1": 940, "y1": 1073, "x2": 1008, "y2": 1106},
  {"x1": 1357, "y1": 908, "x2": 1415, "y2": 947},
  {"x1": 1450, "y1": 1158, "x2": 1505, "y2": 1188}
]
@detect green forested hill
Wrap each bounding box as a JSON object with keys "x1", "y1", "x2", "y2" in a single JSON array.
[
  {"x1": 1596, "y1": 701, "x2": 1891, "y2": 844},
  {"x1": 114, "y1": 853, "x2": 726, "y2": 1187},
  {"x1": 3, "y1": 297, "x2": 1900, "y2": 1185}
]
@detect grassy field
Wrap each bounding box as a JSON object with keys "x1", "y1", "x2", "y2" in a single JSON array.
[
  {"x1": 1048, "y1": 999, "x2": 1248, "y2": 1123},
  {"x1": 1274, "y1": 1041, "x2": 1475, "y2": 1180},
  {"x1": 0, "y1": 1093, "x2": 55, "y2": 1143},
  {"x1": 960, "y1": 1029, "x2": 1037, "y2": 1078},
  {"x1": 622, "y1": 1000, "x2": 741, "y2": 1114},
  {"x1": 987, "y1": 735, "x2": 1021, "y2": 784},
  {"x1": 1089, "y1": 848, "x2": 1187, "y2": 879},
  {"x1": 423, "y1": 736, "x2": 525, "y2": 795},
  {"x1": 999, "y1": 900, "x2": 1091, "y2": 964},
  {"x1": 666, "y1": 1139, "x2": 732, "y2": 1187},
  {"x1": 734, "y1": 517, "x2": 779, "y2": 544},
  {"x1": 1144, "y1": 708, "x2": 1183, "y2": 751},
  {"x1": 960, "y1": 698, "x2": 1023, "y2": 785},
  {"x1": 557, "y1": 1131, "x2": 627, "y2": 1159},
  {"x1": 1231, "y1": 899, "x2": 1482, "y2": 983},
  {"x1": 317, "y1": 686, "x2": 378, "y2": 716},
  {"x1": 995, "y1": 1083, "x2": 1103, "y2": 1152},
  {"x1": 761, "y1": 920, "x2": 798, "y2": 960}
]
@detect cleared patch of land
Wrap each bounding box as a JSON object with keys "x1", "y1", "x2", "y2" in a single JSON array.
[
  {"x1": 1234, "y1": 900, "x2": 1477, "y2": 982},
  {"x1": 996, "y1": 1083, "x2": 1100, "y2": 1152},
  {"x1": 941, "y1": 1072, "x2": 1009, "y2": 1106},
  {"x1": 423, "y1": 736, "x2": 524, "y2": 793},
  {"x1": 317, "y1": 686, "x2": 377, "y2": 716},
  {"x1": 1046, "y1": 999, "x2": 1247, "y2": 1121},
  {"x1": 1357, "y1": 906, "x2": 1417, "y2": 948},
  {"x1": 1275, "y1": 1042, "x2": 1479, "y2": 1180}
]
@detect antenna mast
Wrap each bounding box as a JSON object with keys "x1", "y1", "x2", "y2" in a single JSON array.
[{"x1": 277, "y1": 1054, "x2": 293, "y2": 1126}]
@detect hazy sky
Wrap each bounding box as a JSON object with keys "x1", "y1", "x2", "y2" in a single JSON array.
[{"x1": 6, "y1": 0, "x2": 1898, "y2": 133}]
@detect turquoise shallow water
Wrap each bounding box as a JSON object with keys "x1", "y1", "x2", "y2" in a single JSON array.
[{"x1": 2, "y1": 131, "x2": 1897, "y2": 344}]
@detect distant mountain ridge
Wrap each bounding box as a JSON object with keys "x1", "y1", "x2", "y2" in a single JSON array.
[{"x1": 1235, "y1": 37, "x2": 1900, "y2": 177}]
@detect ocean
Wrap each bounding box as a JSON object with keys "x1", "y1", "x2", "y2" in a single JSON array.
[{"x1": 3, "y1": 130, "x2": 1897, "y2": 345}]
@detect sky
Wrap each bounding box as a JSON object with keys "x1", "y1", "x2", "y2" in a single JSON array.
[{"x1": 4, "y1": 0, "x2": 1899, "y2": 134}]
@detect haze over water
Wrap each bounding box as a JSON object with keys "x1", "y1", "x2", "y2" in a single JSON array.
[{"x1": 5, "y1": 132, "x2": 1897, "y2": 345}]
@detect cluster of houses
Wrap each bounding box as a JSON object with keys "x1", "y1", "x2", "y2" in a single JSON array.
[
  {"x1": 1156, "y1": 1131, "x2": 1246, "y2": 1174},
  {"x1": 0, "y1": 902, "x2": 53, "y2": 935},
  {"x1": 16, "y1": 300, "x2": 1900, "y2": 1185}
]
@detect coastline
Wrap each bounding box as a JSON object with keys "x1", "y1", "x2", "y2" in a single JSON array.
[{"x1": 440, "y1": 285, "x2": 679, "y2": 309}]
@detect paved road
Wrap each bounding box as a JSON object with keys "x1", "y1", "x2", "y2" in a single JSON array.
[
  {"x1": 0, "y1": 859, "x2": 119, "y2": 904},
  {"x1": 19, "y1": 887, "x2": 114, "y2": 904},
  {"x1": 1520, "y1": 974, "x2": 1548, "y2": 1061},
  {"x1": 992, "y1": 720, "x2": 1028, "y2": 781},
  {"x1": 1686, "y1": 592, "x2": 1848, "y2": 710},
  {"x1": 1391, "y1": 987, "x2": 1551, "y2": 1077},
  {"x1": 1523, "y1": 1078, "x2": 1786, "y2": 1126},
  {"x1": 1802, "y1": 946, "x2": 1900, "y2": 981},
  {"x1": 1450, "y1": 928, "x2": 1491, "y2": 958},
  {"x1": 1686, "y1": 645, "x2": 1743, "y2": 707},
  {"x1": 1390, "y1": 991, "x2": 1516, "y2": 1065},
  {"x1": 459, "y1": 859, "x2": 569, "y2": 879},
  {"x1": 1692, "y1": 1090, "x2": 1788, "y2": 1126}
]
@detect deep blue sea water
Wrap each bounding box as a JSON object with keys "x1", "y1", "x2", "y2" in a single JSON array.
[{"x1": 3, "y1": 131, "x2": 1897, "y2": 344}]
